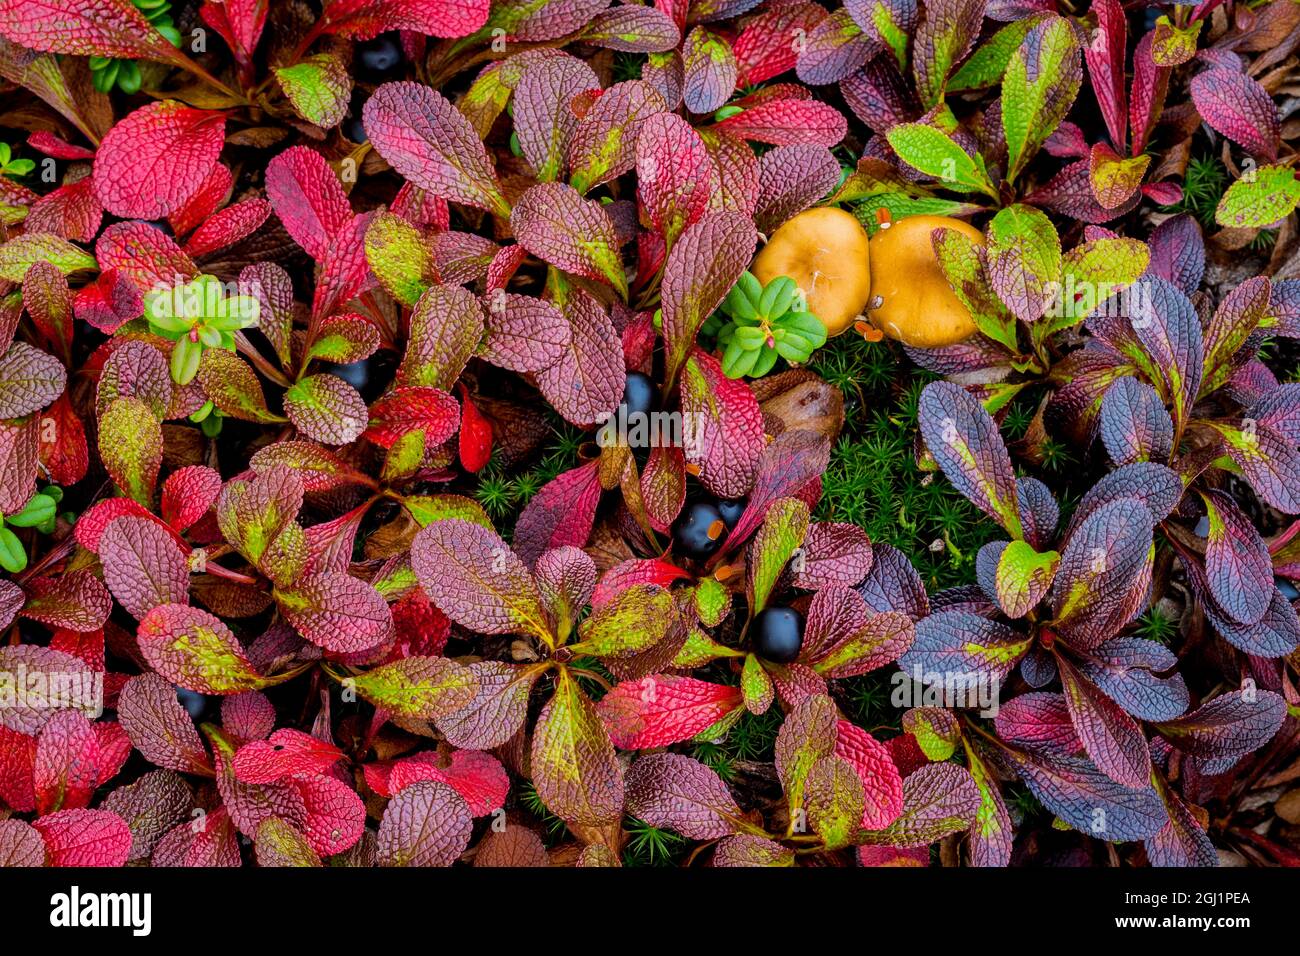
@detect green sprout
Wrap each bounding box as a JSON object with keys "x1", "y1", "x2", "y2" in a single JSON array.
[
  {"x1": 705, "y1": 271, "x2": 827, "y2": 379},
  {"x1": 0, "y1": 485, "x2": 64, "y2": 573},
  {"x1": 144, "y1": 274, "x2": 260, "y2": 385},
  {"x1": 0, "y1": 143, "x2": 34, "y2": 180},
  {"x1": 89, "y1": 0, "x2": 181, "y2": 94}
]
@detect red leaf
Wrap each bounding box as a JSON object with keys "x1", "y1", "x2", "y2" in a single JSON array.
[
  {"x1": 590, "y1": 558, "x2": 690, "y2": 608},
  {"x1": 735, "y1": 2, "x2": 829, "y2": 86},
  {"x1": 94, "y1": 221, "x2": 198, "y2": 295},
  {"x1": 27, "y1": 130, "x2": 94, "y2": 160},
  {"x1": 33, "y1": 711, "x2": 102, "y2": 813},
  {"x1": 635, "y1": 112, "x2": 712, "y2": 245},
  {"x1": 713, "y1": 98, "x2": 848, "y2": 146},
  {"x1": 221, "y1": 692, "x2": 276, "y2": 741},
  {"x1": 38, "y1": 393, "x2": 88, "y2": 485},
  {"x1": 363, "y1": 81, "x2": 509, "y2": 216},
  {"x1": 183, "y1": 198, "x2": 272, "y2": 258},
  {"x1": 375, "y1": 779, "x2": 472, "y2": 866},
  {"x1": 278, "y1": 572, "x2": 393, "y2": 654},
  {"x1": 233, "y1": 729, "x2": 344, "y2": 784},
  {"x1": 536, "y1": 288, "x2": 626, "y2": 426},
  {"x1": 266, "y1": 146, "x2": 354, "y2": 259},
  {"x1": 597, "y1": 675, "x2": 743, "y2": 749},
  {"x1": 513, "y1": 460, "x2": 603, "y2": 567},
  {"x1": 92, "y1": 101, "x2": 226, "y2": 219},
  {"x1": 383, "y1": 749, "x2": 509, "y2": 816},
  {"x1": 679, "y1": 348, "x2": 765, "y2": 498},
  {"x1": 118, "y1": 673, "x2": 212, "y2": 775},
  {"x1": 73, "y1": 268, "x2": 143, "y2": 333},
  {"x1": 457, "y1": 385, "x2": 492, "y2": 473},
  {"x1": 169, "y1": 163, "x2": 233, "y2": 237},
  {"x1": 1084, "y1": 0, "x2": 1127, "y2": 151},
  {"x1": 161, "y1": 465, "x2": 222, "y2": 532},
  {"x1": 363, "y1": 385, "x2": 460, "y2": 449},
  {"x1": 0, "y1": 0, "x2": 179, "y2": 60},
  {"x1": 1189, "y1": 67, "x2": 1280, "y2": 162},
  {"x1": 834, "y1": 720, "x2": 904, "y2": 829},
  {"x1": 319, "y1": 0, "x2": 490, "y2": 40},
  {"x1": 32, "y1": 809, "x2": 132, "y2": 867},
  {"x1": 98, "y1": 514, "x2": 191, "y2": 621},
  {"x1": 287, "y1": 772, "x2": 365, "y2": 857},
  {"x1": 26, "y1": 176, "x2": 102, "y2": 242}
]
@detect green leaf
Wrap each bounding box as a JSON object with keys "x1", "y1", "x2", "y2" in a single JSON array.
[
  {"x1": 196, "y1": 350, "x2": 285, "y2": 423},
  {"x1": 1045, "y1": 237, "x2": 1150, "y2": 333},
  {"x1": 805, "y1": 755, "x2": 866, "y2": 850},
  {"x1": 986, "y1": 204, "x2": 1062, "y2": 323},
  {"x1": 746, "y1": 497, "x2": 810, "y2": 613},
  {"x1": 740, "y1": 653, "x2": 774, "y2": 715},
  {"x1": 568, "y1": 584, "x2": 680, "y2": 661},
  {"x1": 949, "y1": 17, "x2": 1041, "y2": 91},
  {"x1": 274, "y1": 53, "x2": 352, "y2": 129},
  {"x1": 932, "y1": 226, "x2": 1019, "y2": 351},
  {"x1": 337, "y1": 656, "x2": 477, "y2": 720},
  {"x1": 364, "y1": 211, "x2": 432, "y2": 307},
  {"x1": 1215, "y1": 166, "x2": 1300, "y2": 229},
  {"x1": 994, "y1": 540, "x2": 1060, "y2": 618},
  {"x1": 254, "y1": 817, "x2": 322, "y2": 868},
  {"x1": 402, "y1": 494, "x2": 493, "y2": 529},
  {"x1": 98, "y1": 397, "x2": 162, "y2": 506},
  {"x1": 0, "y1": 233, "x2": 96, "y2": 282},
  {"x1": 1002, "y1": 16, "x2": 1081, "y2": 183},
  {"x1": 885, "y1": 124, "x2": 997, "y2": 198}
]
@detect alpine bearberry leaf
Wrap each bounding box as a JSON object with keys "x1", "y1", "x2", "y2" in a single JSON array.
[
  {"x1": 364, "y1": 82, "x2": 510, "y2": 217},
  {"x1": 531, "y1": 667, "x2": 623, "y2": 826},
  {"x1": 93, "y1": 102, "x2": 225, "y2": 219}
]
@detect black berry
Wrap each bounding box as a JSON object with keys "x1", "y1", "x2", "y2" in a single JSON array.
[
  {"x1": 716, "y1": 498, "x2": 746, "y2": 529},
  {"x1": 175, "y1": 686, "x2": 211, "y2": 722},
  {"x1": 320, "y1": 352, "x2": 395, "y2": 403},
  {"x1": 619, "y1": 371, "x2": 655, "y2": 418},
  {"x1": 357, "y1": 34, "x2": 403, "y2": 78},
  {"x1": 672, "y1": 501, "x2": 727, "y2": 560},
  {"x1": 1278, "y1": 577, "x2": 1300, "y2": 602},
  {"x1": 344, "y1": 115, "x2": 368, "y2": 143},
  {"x1": 752, "y1": 606, "x2": 804, "y2": 663}
]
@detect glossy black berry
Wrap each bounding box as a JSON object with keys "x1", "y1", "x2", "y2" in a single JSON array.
[
  {"x1": 672, "y1": 501, "x2": 726, "y2": 560},
  {"x1": 619, "y1": 372, "x2": 655, "y2": 418},
  {"x1": 1278, "y1": 577, "x2": 1300, "y2": 602},
  {"x1": 716, "y1": 498, "x2": 746, "y2": 529},
  {"x1": 320, "y1": 352, "x2": 395, "y2": 403},
  {"x1": 175, "y1": 686, "x2": 211, "y2": 722},
  {"x1": 752, "y1": 606, "x2": 804, "y2": 664},
  {"x1": 357, "y1": 34, "x2": 403, "y2": 78},
  {"x1": 344, "y1": 115, "x2": 368, "y2": 143}
]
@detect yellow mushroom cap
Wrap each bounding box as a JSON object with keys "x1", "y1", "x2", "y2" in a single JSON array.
[
  {"x1": 751, "y1": 207, "x2": 871, "y2": 337},
  {"x1": 867, "y1": 215, "x2": 982, "y2": 348}
]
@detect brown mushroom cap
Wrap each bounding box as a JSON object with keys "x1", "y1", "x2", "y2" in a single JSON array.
[
  {"x1": 867, "y1": 215, "x2": 982, "y2": 348},
  {"x1": 751, "y1": 207, "x2": 872, "y2": 337}
]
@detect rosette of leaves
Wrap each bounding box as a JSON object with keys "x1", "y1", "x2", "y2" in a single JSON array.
[
  {"x1": 1051, "y1": 251, "x2": 1300, "y2": 517},
  {"x1": 144, "y1": 274, "x2": 260, "y2": 384},
  {"x1": 624, "y1": 694, "x2": 981, "y2": 865},
  {"x1": 908, "y1": 380, "x2": 1292, "y2": 865},
  {"x1": 904, "y1": 205, "x2": 1149, "y2": 405},
  {"x1": 407, "y1": 516, "x2": 698, "y2": 840},
  {"x1": 89, "y1": 0, "x2": 182, "y2": 94},
  {"x1": 704, "y1": 272, "x2": 827, "y2": 378}
]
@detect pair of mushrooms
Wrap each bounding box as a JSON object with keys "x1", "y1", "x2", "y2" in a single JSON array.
[{"x1": 752, "y1": 207, "x2": 982, "y2": 348}]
